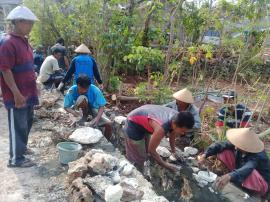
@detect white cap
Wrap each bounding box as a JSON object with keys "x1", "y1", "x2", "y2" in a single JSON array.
[{"x1": 6, "y1": 6, "x2": 38, "y2": 21}]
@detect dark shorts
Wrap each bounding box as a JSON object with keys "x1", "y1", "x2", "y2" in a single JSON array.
[{"x1": 124, "y1": 120, "x2": 150, "y2": 141}]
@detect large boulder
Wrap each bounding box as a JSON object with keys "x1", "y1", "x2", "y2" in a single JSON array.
[{"x1": 69, "y1": 127, "x2": 103, "y2": 144}]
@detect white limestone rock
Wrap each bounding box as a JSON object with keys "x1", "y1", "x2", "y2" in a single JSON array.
[
  {"x1": 85, "y1": 175, "x2": 113, "y2": 199},
  {"x1": 198, "y1": 171, "x2": 217, "y2": 183},
  {"x1": 184, "y1": 147, "x2": 198, "y2": 156},
  {"x1": 114, "y1": 116, "x2": 127, "y2": 125},
  {"x1": 119, "y1": 160, "x2": 134, "y2": 176},
  {"x1": 88, "y1": 153, "x2": 118, "y2": 174},
  {"x1": 156, "y1": 146, "x2": 171, "y2": 158},
  {"x1": 104, "y1": 185, "x2": 123, "y2": 202},
  {"x1": 69, "y1": 127, "x2": 103, "y2": 144}
]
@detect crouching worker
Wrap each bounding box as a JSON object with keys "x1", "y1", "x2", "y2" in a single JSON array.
[
  {"x1": 64, "y1": 74, "x2": 112, "y2": 139},
  {"x1": 198, "y1": 128, "x2": 270, "y2": 197},
  {"x1": 37, "y1": 48, "x2": 65, "y2": 89},
  {"x1": 124, "y1": 105, "x2": 195, "y2": 172}
]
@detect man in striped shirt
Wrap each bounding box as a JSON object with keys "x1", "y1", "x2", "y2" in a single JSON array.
[
  {"x1": 216, "y1": 91, "x2": 252, "y2": 136},
  {"x1": 0, "y1": 6, "x2": 39, "y2": 167}
]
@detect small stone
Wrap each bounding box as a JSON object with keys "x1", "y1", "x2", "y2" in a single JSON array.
[
  {"x1": 88, "y1": 153, "x2": 118, "y2": 175},
  {"x1": 69, "y1": 178, "x2": 93, "y2": 202},
  {"x1": 111, "y1": 171, "x2": 121, "y2": 184},
  {"x1": 197, "y1": 171, "x2": 217, "y2": 183},
  {"x1": 191, "y1": 167, "x2": 200, "y2": 173},
  {"x1": 104, "y1": 184, "x2": 123, "y2": 202},
  {"x1": 69, "y1": 127, "x2": 103, "y2": 144},
  {"x1": 68, "y1": 157, "x2": 88, "y2": 184},
  {"x1": 119, "y1": 160, "x2": 134, "y2": 176},
  {"x1": 114, "y1": 116, "x2": 127, "y2": 125},
  {"x1": 184, "y1": 147, "x2": 198, "y2": 156},
  {"x1": 208, "y1": 187, "x2": 215, "y2": 193},
  {"x1": 85, "y1": 175, "x2": 113, "y2": 199},
  {"x1": 141, "y1": 196, "x2": 169, "y2": 202},
  {"x1": 121, "y1": 178, "x2": 139, "y2": 189},
  {"x1": 120, "y1": 181, "x2": 144, "y2": 201},
  {"x1": 193, "y1": 173, "x2": 208, "y2": 187},
  {"x1": 169, "y1": 154, "x2": 177, "y2": 162},
  {"x1": 156, "y1": 146, "x2": 171, "y2": 158}
]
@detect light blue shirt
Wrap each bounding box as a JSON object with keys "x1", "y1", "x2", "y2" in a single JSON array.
[{"x1": 64, "y1": 85, "x2": 106, "y2": 109}]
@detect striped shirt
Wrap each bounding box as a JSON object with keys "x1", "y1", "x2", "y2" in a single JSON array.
[
  {"x1": 216, "y1": 104, "x2": 252, "y2": 128},
  {"x1": 0, "y1": 33, "x2": 39, "y2": 109}
]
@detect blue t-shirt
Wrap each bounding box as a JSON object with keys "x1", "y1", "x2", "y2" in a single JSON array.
[{"x1": 64, "y1": 85, "x2": 106, "y2": 109}]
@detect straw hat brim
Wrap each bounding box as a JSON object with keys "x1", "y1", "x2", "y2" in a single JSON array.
[
  {"x1": 173, "y1": 88, "x2": 194, "y2": 104},
  {"x1": 226, "y1": 128, "x2": 264, "y2": 153},
  {"x1": 75, "y1": 44, "x2": 91, "y2": 54}
]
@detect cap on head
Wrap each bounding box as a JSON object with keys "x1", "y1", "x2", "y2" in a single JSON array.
[
  {"x1": 226, "y1": 128, "x2": 264, "y2": 153},
  {"x1": 6, "y1": 6, "x2": 38, "y2": 21},
  {"x1": 75, "y1": 44, "x2": 91, "y2": 54},
  {"x1": 173, "y1": 88, "x2": 194, "y2": 104},
  {"x1": 222, "y1": 90, "x2": 237, "y2": 99}
]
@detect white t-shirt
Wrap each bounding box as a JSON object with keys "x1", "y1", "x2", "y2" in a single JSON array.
[{"x1": 38, "y1": 55, "x2": 60, "y2": 83}]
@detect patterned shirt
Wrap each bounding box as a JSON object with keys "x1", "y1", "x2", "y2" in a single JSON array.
[
  {"x1": 0, "y1": 33, "x2": 39, "y2": 109},
  {"x1": 216, "y1": 104, "x2": 252, "y2": 128}
]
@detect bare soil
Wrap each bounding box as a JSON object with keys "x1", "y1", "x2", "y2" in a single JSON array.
[{"x1": 0, "y1": 105, "x2": 68, "y2": 202}]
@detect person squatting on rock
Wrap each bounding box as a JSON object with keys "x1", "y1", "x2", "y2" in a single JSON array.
[
  {"x1": 37, "y1": 48, "x2": 65, "y2": 89},
  {"x1": 198, "y1": 128, "x2": 270, "y2": 197},
  {"x1": 63, "y1": 74, "x2": 112, "y2": 139},
  {"x1": 164, "y1": 88, "x2": 201, "y2": 139},
  {"x1": 124, "y1": 104, "x2": 195, "y2": 172},
  {"x1": 215, "y1": 90, "x2": 252, "y2": 136},
  {"x1": 58, "y1": 44, "x2": 103, "y2": 91},
  {"x1": 0, "y1": 6, "x2": 39, "y2": 167}
]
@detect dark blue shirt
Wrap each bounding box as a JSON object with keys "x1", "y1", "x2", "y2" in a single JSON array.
[{"x1": 205, "y1": 141, "x2": 270, "y2": 188}]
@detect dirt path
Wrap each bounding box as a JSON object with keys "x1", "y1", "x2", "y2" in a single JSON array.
[{"x1": 0, "y1": 105, "x2": 68, "y2": 202}]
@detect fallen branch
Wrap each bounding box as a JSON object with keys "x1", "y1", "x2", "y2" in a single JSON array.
[{"x1": 111, "y1": 94, "x2": 139, "y2": 102}]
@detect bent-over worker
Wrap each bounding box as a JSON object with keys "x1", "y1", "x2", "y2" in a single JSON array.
[{"x1": 124, "y1": 104, "x2": 195, "y2": 172}]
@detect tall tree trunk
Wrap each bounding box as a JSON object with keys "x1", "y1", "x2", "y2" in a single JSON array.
[
  {"x1": 163, "y1": 0, "x2": 185, "y2": 83},
  {"x1": 141, "y1": 3, "x2": 156, "y2": 47}
]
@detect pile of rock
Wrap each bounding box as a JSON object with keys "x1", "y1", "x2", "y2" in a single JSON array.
[{"x1": 68, "y1": 148, "x2": 168, "y2": 202}]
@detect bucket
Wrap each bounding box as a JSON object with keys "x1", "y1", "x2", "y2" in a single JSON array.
[{"x1": 57, "y1": 142, "x2": 82, "y2": 164}]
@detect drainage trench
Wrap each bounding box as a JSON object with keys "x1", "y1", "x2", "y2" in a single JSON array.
[{"x1": 110, "y1": 121, "x2": 230, "y2": 202}]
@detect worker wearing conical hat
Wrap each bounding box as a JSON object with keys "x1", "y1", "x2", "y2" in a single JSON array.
[
  {"x1": 164, "y1": 88, "x2": 201, "y2": 137},
  {"x1": 198, "y1": 128, "x2": 270, "y2": 196},
  {"x1": 0, "y1": 6, "x2": 38, "y2": 167},
  {"x1": 58, "y1": 43, "x2": 103, "y2": 92}
]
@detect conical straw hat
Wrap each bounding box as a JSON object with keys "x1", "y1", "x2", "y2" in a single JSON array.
[
  {"x1": 173, "y1": 88, "x2": 194, "y2": 104},
  {"x1": 226, "y1": 128, "x2": 264, "y2": 153},
  {"x1": 75, "y1": 44, "x2": 91, "y2": 54}
]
